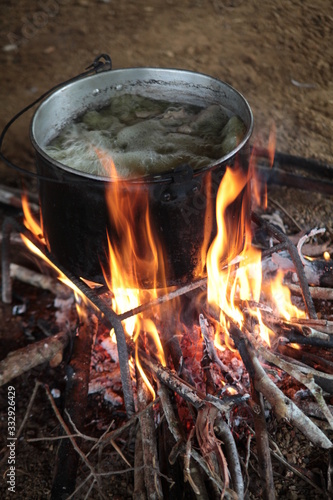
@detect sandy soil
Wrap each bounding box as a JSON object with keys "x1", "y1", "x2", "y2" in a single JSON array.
[{"x1": 0, "y1": 1, "x2": 332, "y2": 499}]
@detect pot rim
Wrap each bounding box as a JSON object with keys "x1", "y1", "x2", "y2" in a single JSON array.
[{"x1": 30, "y1": 67, "x2": 253, "y2": 184}]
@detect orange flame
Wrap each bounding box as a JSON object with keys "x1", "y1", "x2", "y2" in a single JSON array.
[
  {"x1": 21, "y1": 193, "x2": 45, "y2": 243},
  {"x1": 205, "y1": 129, "x2": 298, "y2": 347},
  {"x1": 21, "y1": 196, "x2": 90, "y2": 321},
  {"x1": 94, "y1": 147, "x2": 167, "y2": 398},
  {"x1": 269, "y1": 270, "x2": 306, "y2": 321}
]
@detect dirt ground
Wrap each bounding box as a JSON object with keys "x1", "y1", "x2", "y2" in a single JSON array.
[{"x1": 0, "y1": 1, "x2": 333, "y2": 499}]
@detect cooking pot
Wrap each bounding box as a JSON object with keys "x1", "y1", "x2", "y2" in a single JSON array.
[{"x1": 2, "y1": 57, "x2": 253, "y2": 287}]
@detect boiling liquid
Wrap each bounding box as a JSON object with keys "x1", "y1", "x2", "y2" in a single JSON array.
[{"x1": 45, "y1": 94, "x2": 246, "y2": 178}]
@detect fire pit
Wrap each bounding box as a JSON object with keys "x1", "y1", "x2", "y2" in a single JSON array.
[
  {"x1": 0, "y1": 58, "x2": 332, "y2": 500},
  {"x1": 1, "y1": 145, "x2": 333, "y2": 498}
]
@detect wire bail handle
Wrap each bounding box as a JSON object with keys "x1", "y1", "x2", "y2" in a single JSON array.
[{"x1": 0, "y1": 53, "x2": 113, "y2": 182}]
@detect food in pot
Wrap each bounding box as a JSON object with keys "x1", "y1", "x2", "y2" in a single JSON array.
[{"x1": 45, "y1": 94, "x2": 246, "y2": 178}]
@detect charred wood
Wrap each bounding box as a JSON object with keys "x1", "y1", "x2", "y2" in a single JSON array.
[
  {"x1": 51, "y1": 315, "x2": 95, "y2": 499},
  {"x1": 249, "y1": 384, "x2": 275, "y2": 500},
  {"x1": 277, "y1": 344, "x2": 333, "y2": 375},
  {"x1": 133, "y1": 426, "x2": 146, "y2": 500}
]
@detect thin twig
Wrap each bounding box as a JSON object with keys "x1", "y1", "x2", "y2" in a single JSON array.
[
  {"x1": 228, "y1": 321, "x2": 332, "y2": 449},
  {"x1": 249, "y1": 384, "x2": 275, "y2": 499},
  {"x1": 0, "y1": 380, "x2": 40, "y2": 468},
  {"x1": 184, "y1": 427, "x2": 200, "y2": 495},
  {"x1": 43, "y1": 384, "x2": 107, "y2": 499},
  {"x1": 248, "y1": 335, "x2": 333, "y2": 430}
]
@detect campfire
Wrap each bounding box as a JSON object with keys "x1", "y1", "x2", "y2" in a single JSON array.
[{"x1": 1, "y1": 139, "x2": 332, "y2": 499}]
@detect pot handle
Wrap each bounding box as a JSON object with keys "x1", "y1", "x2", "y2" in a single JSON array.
[{"x1": 0, "y1": 54, "x2": 112, "y2": 182}]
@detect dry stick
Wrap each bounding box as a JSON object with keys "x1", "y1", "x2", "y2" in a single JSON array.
[
  {"x1": 137, "y1": 375, "x2": 163, "y2": 500},
  {"x1": 267, "y1": 436, "x2": 327, "y2": 495},
  {"x1": 248, "y1": 334, "x2": 333, "y2": 430},
  {"x1": 229, "y1": 322, "x2": 332, "y2": 449},
  {"x1": 0, "y1": 185, "x2": 39, "y2": 212},
  {"x1": 199, "y1": 313, "x2": 229, "y2": 372},
  {"x1": 199, "y1": 318, "x2": 242, "y2": 498},
  {"x1": 249, "y1": 383, "x2": 276, "y2": 500},
  {"x1": 9, "y1": 263, "x2": 70, "y2": 297},
  {"x1": 0, "y1": 379, "x2": 40, "y2": 468},
  {"x1": 51, "y1": 315, "x2": 97, "y2": 499},
  {"x1": 184, "y1": 427, "x2": 201, "y2": 495},
  {"x1": 118, "y1": 278, "x2": 207, "y2": 322},
  {"x1": 42, "y1": 384, "x2": 107, "y2": 499},
  {"x1": 152, "y1": 363, "x2": 238, "y2": 498},
  {"x1": 0, "y1": 330, "x2": 70, "y2": 386},
  {"x1": 141, "y1": 351, "x2": 242, "y2": 416},
  {"x1": 158, "y1": 383, "x2": 210, "y2": 499},
  {"x1": 328, "y1": 449, "x2": 333, "y2": 498},
  {"x1": 286, "y1": 317, "x2": 333, "y2": 334},
  {"x1": 214, "y1": 417, "x2": 245, "y2": 500},
  {"x1": 118, "y1": 243, "x2": 285, "y2": 324},
  {"x1": 196, "y1": 405, "x2": 229, "y2": 499},
  {"x1": 142, "y1": 356, "x2": 204, "y2": 409},
  {"x1": 288, "y1": 283, "x2": 333, "y2": 301}
]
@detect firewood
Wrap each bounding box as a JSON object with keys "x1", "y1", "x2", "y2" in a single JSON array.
[
  {"x1": 9, "y1": 262, "x2": 70, "y2": 296},
  {"x1": 0, "y1": 330, "x2": 70, "y2": 386},
  {"x1": 228, "y1": 321, "x2": 332, "y2": 449},
  {"x1": 137, "y1": 375, "x2": 163, "y2": 500},
  {"x1": 249, "y1": 384, "x2": 276, "y2": 500},
  {"x1": 287, "y1": 283, "x2": 333, "y2": 301}
]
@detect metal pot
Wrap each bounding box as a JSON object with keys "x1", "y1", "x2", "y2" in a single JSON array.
[{"x1": 30, "y1": 67, "x2": 253, "y2": 287}]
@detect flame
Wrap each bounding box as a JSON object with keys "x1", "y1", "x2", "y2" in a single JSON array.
[
  {"x1": 94, "y1": 147, "x2": 167, "y2": 398},
  {"x1": 21, "y1": 234, "x2": 90, "y2": 321},
  {"x1": 20, "y1": 197, "x2": 89, "y2": 321},
  {"x1": 22, "y1": 193, "x2": 45, "y2": 243},
  {"x1": 324, "y1": 251, "x2": 330, "y2": 261},
  {"x1": 205, "y1": 133, "x2": 292, "y2": 347},
  {"x1": 269, "y1": 270, "x2": 306, "y2": 321},
  {"x1": 195, "y1": 171, "x2": 214, "y2": 277},
  {"x1": 206, "y1": 163, "x2": 264, "y2": 337}
]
